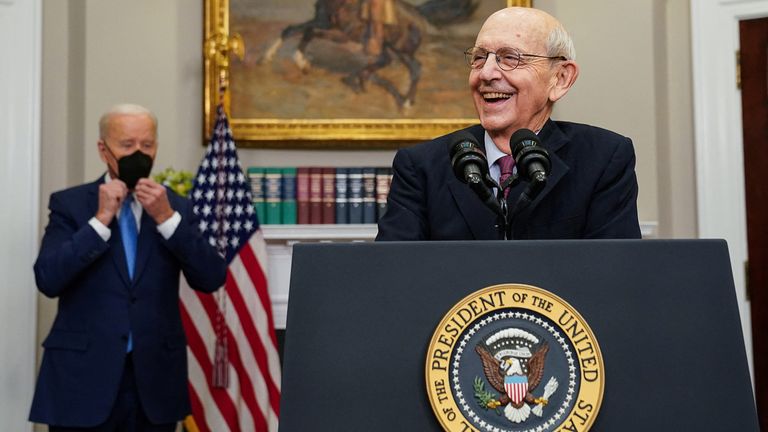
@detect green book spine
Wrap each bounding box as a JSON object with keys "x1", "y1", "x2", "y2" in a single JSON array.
[
  {"x1": 264, "y1": 167, "x2": 283, "y2": 224},
  {"x1": 247, "y1": 167, "x2": 266, "y2": 224},
  {"x1": 281, "y1": 167, "x2": 297, "y2": 225}
]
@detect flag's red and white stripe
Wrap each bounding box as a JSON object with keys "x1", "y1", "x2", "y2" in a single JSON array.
[{"x1": 180, "y1": 233, "x2": 280, "y2": 432}]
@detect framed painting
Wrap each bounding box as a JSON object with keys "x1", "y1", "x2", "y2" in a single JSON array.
[{"x1": 204, "y1": 0, "x2": 527, "y2": 148}]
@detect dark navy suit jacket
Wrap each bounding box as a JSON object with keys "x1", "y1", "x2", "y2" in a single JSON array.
[
  {"x1": 29, "y1": 178, "x2": 227, "y2": 427},
  {"x1": 377, "y1": 120, "x2": 641, "y2": 240}
]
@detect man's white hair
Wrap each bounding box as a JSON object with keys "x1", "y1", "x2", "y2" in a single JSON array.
[
  {"x1": 547, "y1": 23, "x2": 576, "y2": 60},
  {"x1": 99, "y1": 103, "x2": 158, "y2": 139}
]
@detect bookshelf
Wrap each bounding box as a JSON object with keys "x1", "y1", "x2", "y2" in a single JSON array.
[
  {"x1": 248, "y1": 166, "x2": 392, "y2": 225},
  {"x1": 261, "y1": 222, "x2": 657, "y2": 329}
]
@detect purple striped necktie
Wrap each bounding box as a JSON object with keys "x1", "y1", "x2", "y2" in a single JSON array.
[{"x1": 498, "y1": 155, "x2": 515, "y2": 198}]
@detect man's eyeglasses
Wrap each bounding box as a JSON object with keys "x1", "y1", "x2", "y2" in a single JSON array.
[{"x1": 464, "y1": 46, "x2": 567, "y2": 71}]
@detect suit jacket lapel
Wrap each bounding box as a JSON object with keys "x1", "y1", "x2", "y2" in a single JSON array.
[
  {"x1": 447, "y1": 125, "x2": 503, "y2": 240},
  {"x1": 109, "y1": 219, "x2": 132, "y2": 287},
  {"x1": 509, "y1": 119, "x2": 570, "y2": 235},
  {"x1": 132, "y1": 211, "x2": 156, "y2": 286},
  {"x1": 85, "y1": 179, "x2": 101, "y2": 223},
  {"x1": 447, "y1": 178, "x2": 500, "y2": 239}
]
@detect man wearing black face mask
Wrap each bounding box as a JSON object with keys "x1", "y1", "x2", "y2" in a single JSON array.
[{"x1": 30, "y1": 104, "x2": 227, "y2": 431}]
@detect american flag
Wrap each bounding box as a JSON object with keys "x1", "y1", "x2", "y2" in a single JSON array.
[{"x1": 180, "y1": 105, "x2": 281, "y2": 431}]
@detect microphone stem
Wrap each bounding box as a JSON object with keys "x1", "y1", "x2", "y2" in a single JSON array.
[
  {"x1": 500, "y1": 199, "x2": 510, "y2": 240},
  {"x1": 529, "y1": 175, "x2": 546, "y2": 198},
  {"x1": 468, "y1": 179, "x2": 503, "y2": 218}
]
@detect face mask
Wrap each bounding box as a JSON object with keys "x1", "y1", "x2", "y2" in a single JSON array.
[
  {"x1": 117, "y1": 150, "x2": 153, "y2": 189},
  {"x1": 103, "y1": 143, "x2": 153, "y2": 189}
]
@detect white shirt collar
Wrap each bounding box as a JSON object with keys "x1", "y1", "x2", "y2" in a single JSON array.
[
  {"x1": 482, "y1": 128, "x2": 542, "y2": 167},
  {"x1": 483, "y1": 131, "x2": 508, "y2": 168}
]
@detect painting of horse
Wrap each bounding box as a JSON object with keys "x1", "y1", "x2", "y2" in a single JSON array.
[{"x1": 229, "y1": 0, "x2": 506, "y2": 121}]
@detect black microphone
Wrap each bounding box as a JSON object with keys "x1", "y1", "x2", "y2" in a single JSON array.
[
  {"x1": 449, "y1": 132, "x2": 502, "y2": 217},
  {"x1": 506, "y1": 129, "x2": 551, "y2": 225},
  {"x1": 449, "y1": 131, "x2": 489, "y2": 186},
  {"x1": 510, "y1": 129, "x2": 551, "y2": 184}
]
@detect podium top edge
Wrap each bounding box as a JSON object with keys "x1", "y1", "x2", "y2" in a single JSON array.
[{"x1": 292, "y1": 238, "x2": 728, "y2": 248}]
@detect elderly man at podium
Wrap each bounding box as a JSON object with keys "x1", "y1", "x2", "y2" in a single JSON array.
[{"x1": 376, "y1": 7, "x2": 641, "y2": 241}]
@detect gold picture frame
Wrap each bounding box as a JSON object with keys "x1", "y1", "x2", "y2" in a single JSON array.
[{"x1": 204, "y1": 0, "x2": 528, "y2": 148}]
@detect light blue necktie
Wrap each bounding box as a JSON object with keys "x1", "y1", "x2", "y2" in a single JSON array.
[{"x1": 119, "y1": 195, "x2": 137, "y2": 352}]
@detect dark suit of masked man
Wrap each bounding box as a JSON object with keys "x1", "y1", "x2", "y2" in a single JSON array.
[{"x1": 29, "y1": 104, "x2": 227, "y2": 431}]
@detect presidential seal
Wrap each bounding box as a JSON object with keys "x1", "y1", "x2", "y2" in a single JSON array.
[{"x1": 426, "y1": 284, "x2": 604, "y2": 432}]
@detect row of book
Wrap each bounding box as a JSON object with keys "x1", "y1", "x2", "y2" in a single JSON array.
[{"x1": 247, "y1": 167, "x2": 393, "y2": 225}]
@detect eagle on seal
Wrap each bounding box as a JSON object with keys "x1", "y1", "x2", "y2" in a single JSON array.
[{"x1": 475, "y1": 339, "x2": 554, "y2": 423}]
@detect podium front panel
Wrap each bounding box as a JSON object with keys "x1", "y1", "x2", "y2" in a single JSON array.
[{"x1": 279, "y1": 240, "x2": 757, "y2": 431}]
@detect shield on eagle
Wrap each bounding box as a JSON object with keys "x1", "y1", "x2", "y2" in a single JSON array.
[{"x1": 504, "y1": 374, "x2": 528, "y2": 405}]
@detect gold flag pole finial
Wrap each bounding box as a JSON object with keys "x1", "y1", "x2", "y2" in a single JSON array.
[{"x1": 204, "y1": 31, "x2": 245, "y2": 110}]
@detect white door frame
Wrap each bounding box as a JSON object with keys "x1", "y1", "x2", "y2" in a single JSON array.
[
  {"x1": 0, "y1": 0, "x2": 41, "y2": 430},
  {"x1": 690, "y1": 0, "x2": 768, "y2": 379}
]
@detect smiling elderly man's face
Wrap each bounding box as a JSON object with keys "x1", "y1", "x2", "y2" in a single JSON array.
[{"x1": 469, "y1": 8, "x2": 563, "y2": 151}]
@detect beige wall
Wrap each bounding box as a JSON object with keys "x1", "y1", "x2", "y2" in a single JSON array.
[
  {"x1": 38, "y1": 0, "x2": 87, "y2": 367},
  {"x1": 545, "y1": 0, "x2": 661, "y2": 221},
  {"x1": 537, "y1": 0, "x2": 696, "y2": 235},
  {"x1": 35, "y1": 0, "x2": 696, "y2": 425},
  {"x1": 41, "y1": 0, "x2": 696, "y2": 229},
  {"x1": 657, "y1": 0, "x2": 697, "y2": 238}
]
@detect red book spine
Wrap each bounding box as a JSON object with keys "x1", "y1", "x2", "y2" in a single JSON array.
[
  {"x1": 321, "y1": 167, "x2": 336, "y2": 224},
  {"x1": 309, "y1": 167, "x2": 323, "y2": 224},
  {"x1": 297, "y1": 167, "x2": 311, "y2": 224}
]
